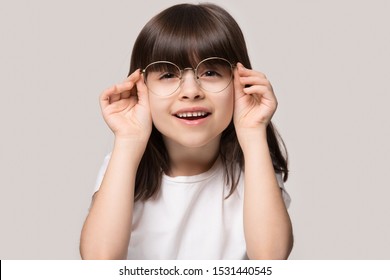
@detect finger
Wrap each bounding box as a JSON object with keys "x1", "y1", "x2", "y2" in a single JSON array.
[
  {"x1": 103, "y1": 82, "x2": 134, "y2": 104},
  {"x1": 100, "y1": 73, "x2": 141, "y2": 108},
  {"x1": 243, "y1": 85, "x2": 277, "y2": 106},
  {"x1": 114, "y1": 69, "x2": 142, "y2": 98},
  {"x1": 233, "y1": 66, "x2": 245, "y2": 100},
  {"x1": 100, "y1": 84, "x2": 118, "y2": 109},
  {"x1": 123, "y1": 69, "x2": 144, "y2": 98},
  {"x1": 124, "y1": 69, "x2": 142, "y2": 83},
  {"x1": 100, "y1": 90, "x2": 110, "y2": 109},
  {"x1": 242, "y1": 85, "x2": 269, "y2": 95},
  {"x1": 135, "y1": 74, "x2": 149, "y2": 105},
  {"x1": 120, "y1": 90, "x2": 132, "y2": 100},
  {"x1": 103, "y1": 97, "x2": 136, "y2": 116},
  {"x1": 239, "y1": 76, "x2": 271, "y2": 87},
  {"x1": 236, "y1": 63, "x2": 267, "y2": 79}
]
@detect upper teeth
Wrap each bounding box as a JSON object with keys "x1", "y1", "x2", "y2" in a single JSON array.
[{"x1": 177, "y1": 112, "x2": 207, "y2": 118}]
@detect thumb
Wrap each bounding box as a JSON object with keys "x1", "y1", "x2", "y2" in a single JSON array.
[
  {"x1": 233, "y1": 63, "x2": 245, "y2": 101},
  {"x1": 135, "y1": 74, "x2": 149, "y2": 106}
]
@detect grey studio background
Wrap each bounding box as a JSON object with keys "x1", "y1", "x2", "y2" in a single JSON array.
[{"x1": 1, "y1": 0, "x2": 389, "y2": 259}]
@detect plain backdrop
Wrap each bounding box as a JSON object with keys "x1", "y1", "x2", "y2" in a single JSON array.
[{"x1": 1, "y1": 0, "x2": 389, "y2": 259}]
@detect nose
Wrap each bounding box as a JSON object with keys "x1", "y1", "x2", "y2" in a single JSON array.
[{"x1": 178, "y1": 70, "x2": 205, "y2": 100}]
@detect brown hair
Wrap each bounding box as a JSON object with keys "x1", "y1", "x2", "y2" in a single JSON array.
[{"x1": 129, "y1": 3, "x2": 288, "y2": 201}]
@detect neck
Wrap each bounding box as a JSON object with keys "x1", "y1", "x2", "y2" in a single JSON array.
[{"x1": 164, "y1": 136, "x2": 221, "y2": 177}]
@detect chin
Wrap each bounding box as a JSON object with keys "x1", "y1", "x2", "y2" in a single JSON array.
[
  {"x1": 176, "y1": 137, "x2": 214, "y2": 149},
  {"x1": 164, "y1": 133, "x2": 221, "y2": 150}
]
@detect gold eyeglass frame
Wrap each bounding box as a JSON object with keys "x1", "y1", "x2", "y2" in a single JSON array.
[{"x1": 142, "y1": 57, "x2": 235, "y2": 96}]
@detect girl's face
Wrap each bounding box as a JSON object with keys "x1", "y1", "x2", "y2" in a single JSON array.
[{"x1": 147, "y1": 69, "x2": 234, "y2": 149}]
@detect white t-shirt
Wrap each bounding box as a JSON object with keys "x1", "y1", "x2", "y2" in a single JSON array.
[{"x1": 93, "y1": 154, "x2": 291, "y2": 259}]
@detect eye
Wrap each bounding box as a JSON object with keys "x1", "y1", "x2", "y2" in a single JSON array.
[
  {"x1": 199, "y1": 69, "x2": 222, "y2": 79},
  {"x1": 159, "y1": 72, "x2": 179, "y2": 80},
  {"x1": 204, "y1": 70, "x2": 220, "y2": 77}
]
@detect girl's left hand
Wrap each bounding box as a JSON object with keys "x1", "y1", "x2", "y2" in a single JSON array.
[{"x1": 233, "y1": 63, "x2": 277, "y2": 133}]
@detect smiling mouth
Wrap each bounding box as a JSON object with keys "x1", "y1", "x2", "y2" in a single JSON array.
[{"x1": 175, "y1": 111, "x2": 211, "y2": 120}]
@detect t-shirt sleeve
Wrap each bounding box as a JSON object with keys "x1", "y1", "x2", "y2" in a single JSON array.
[
  {"x1": 276, "y1": 173, "x2": 291, "y2": 209},
  {"x1": 92, "y1": 153, "x2": 112, "y2": 194}
]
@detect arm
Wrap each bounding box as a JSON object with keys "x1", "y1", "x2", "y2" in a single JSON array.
[
  {"x1": 234, "y1": 64, "x2": 293, "y2": 259},
  {"x1": 240, "y1": 129, "x2": 293, "y2": 259},
  {"x1": 80, "y1": 70, "x2": 152, "y2": 259}
]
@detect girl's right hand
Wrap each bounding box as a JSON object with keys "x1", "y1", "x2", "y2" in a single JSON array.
[{"x1": 100, "y1": 69, "x2": 152, "y2": 142}]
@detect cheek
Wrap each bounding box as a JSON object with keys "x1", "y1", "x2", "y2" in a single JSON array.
[
  {"x1": 218, "y1": 90, "x2": 234, "y2": 123},
  {"x1": 148, "y1": 96, "x2": 170, "y2": 129}
]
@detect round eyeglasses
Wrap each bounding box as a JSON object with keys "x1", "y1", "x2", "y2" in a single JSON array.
[{"x1": 142, "y1": 57, "x2": 235, "y2": 96}]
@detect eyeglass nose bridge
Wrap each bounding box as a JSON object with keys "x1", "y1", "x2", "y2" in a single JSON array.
[{"x1": 179, "y1": 67, "x2": 201, "y2": 86}]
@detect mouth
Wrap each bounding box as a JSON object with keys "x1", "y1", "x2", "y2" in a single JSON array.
[{"x1": 175, "y1": 111, "x2": 211, "y2": 120}]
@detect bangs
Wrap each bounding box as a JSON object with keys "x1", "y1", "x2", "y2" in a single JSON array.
[
  {"x1": 149, "y1": 16, "x2": 233, "y2": 68},
  {"x1": 132, "y1": 4, "x2": 241, "y2": 71}
]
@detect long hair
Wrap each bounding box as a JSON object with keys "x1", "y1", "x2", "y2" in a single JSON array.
[{"x1": 129, "y1": 3, "x2": 288, "y2": 201}]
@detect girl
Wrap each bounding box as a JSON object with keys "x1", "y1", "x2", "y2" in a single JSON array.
[{"x1": 80, "y1": 3, "x2": 293, "y2": 260}]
